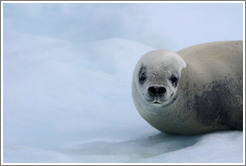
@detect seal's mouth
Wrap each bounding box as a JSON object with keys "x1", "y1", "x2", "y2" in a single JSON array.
[
  {"x1": 149, "y1": 92, "x2": 174, "y2": 105},
  {"x1": 152, "y1": 101, "x2": 162, "y2": 104}
]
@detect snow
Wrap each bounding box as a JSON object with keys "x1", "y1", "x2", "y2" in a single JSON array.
[{"x1": 2, "y1": 2, "x2": 244, "y2": 164}]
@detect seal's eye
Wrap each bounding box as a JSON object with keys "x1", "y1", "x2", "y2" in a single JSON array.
[
  {"x1": 169, "y1": 75, "x2": 178, "y2": 86},
  {"x1": 139, "y1": 72, "x2": 146, "y2": 83},
  {"x1": 138, "y1": 66, "x2": 147, "y2": 84}
]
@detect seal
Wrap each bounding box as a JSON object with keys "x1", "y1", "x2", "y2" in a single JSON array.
[{"x1": 132, "y1": 41, "x2": 243, "y2": 135}]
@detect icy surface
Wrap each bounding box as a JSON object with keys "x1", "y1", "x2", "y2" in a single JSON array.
[{"x1": 3, "y1": 3, "x2": 244, "y2": 163}]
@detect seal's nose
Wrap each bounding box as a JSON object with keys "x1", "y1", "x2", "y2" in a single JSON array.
[{"x1": 148, "y1": 86, "x2": 166, "y2": 96}]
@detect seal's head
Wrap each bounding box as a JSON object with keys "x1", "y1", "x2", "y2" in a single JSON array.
[{"x1": 133, "y1": 50, "x2": 186, "y2": 107}]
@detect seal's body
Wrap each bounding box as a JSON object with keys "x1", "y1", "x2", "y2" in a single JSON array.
[{"x1": 132, "y1": 41, "x2": 243, "y2": 135}]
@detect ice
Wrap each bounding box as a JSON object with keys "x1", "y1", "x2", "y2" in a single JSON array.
[{"x1": 2, "y1": 3, "x2": 244, "y2": 163}]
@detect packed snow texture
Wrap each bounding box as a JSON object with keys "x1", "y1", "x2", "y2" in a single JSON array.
[{"x1": 3, "y1": 3, "x2": 244, "y2": 163}]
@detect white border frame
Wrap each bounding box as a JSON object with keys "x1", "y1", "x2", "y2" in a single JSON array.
[
  {"x1": 1, "y1": 1, "x2": 245, "y2": 165},
  {"x1": 0, "y1": 1, "x2": 245, "y2": 3}
]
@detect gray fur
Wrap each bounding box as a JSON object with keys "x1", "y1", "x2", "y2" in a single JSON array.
[{"x1": 132, "y1": 41, "x2": 243, "y2": 135}]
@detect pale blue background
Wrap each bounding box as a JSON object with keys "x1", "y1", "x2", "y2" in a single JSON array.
[
  {"x1": 4, "y1": 3, "x2": 243, "y2": 50},
  {"x1": 3, "y1": 3, "x2": 244, "y2": 163}
]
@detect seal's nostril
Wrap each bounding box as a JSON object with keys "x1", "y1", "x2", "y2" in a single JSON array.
[
  {"x1": 148, "y1": 86, "x2": 156, "y2": 94},
  {"x1": 158, "y1": 87, "x2": 166, "y2": 94}
]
